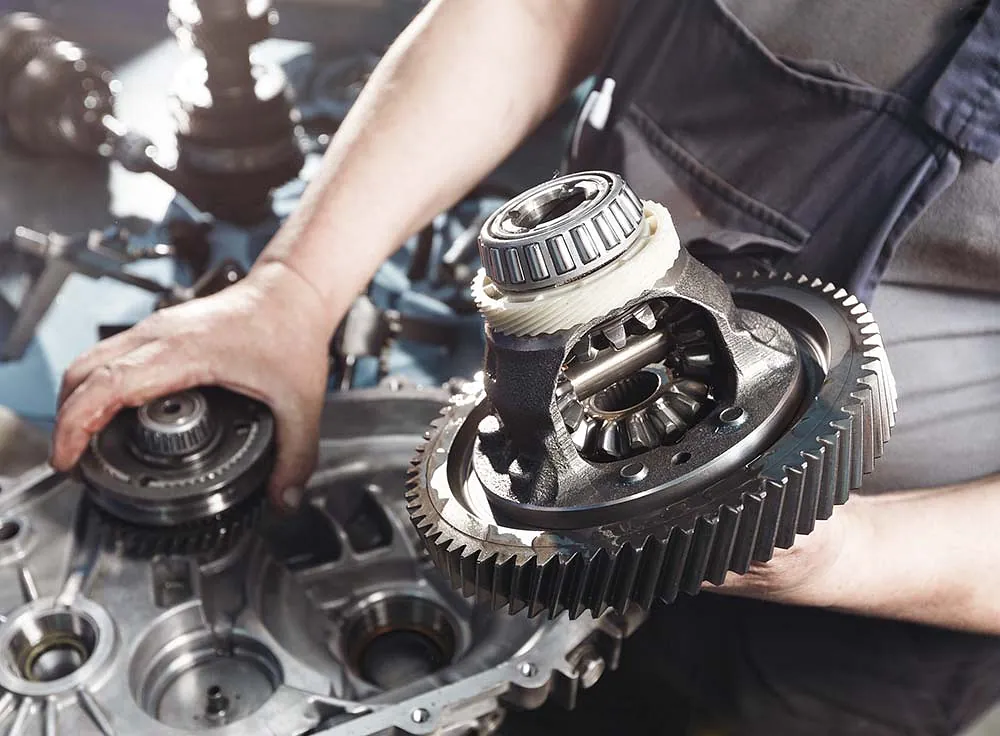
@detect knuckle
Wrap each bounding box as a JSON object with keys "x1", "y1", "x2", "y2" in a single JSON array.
[{"x1": 92, "y1": 362, "x2": 127, "y2": 394}]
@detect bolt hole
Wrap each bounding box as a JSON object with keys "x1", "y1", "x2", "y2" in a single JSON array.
[
  {"x1": 0, "y1": 519, "x2": 20, "y2": 542},
  {"x1": 207, "y1": 685, "x2": 221, "y2": 697},
  {"x1": 671, "y1": 452, "x2": 691, "y2": 466},
  {"x1": 139, "y1": 476, "x2": 154, "y2": 487},
  {"x1": 719, "y1": 407, "x2": 745, "y2": 424},
  {"x1": 161, "y1": 400, "x2": 181, "y2": 416}
]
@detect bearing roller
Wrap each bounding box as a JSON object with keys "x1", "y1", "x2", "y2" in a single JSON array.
[
  {"x1": 478, "y1": 171, "x2": 645, "y2": 291},
  {"x1": 79, "y1": 386, "x2": 274, "y2": 555},
  {"x1": 408, "y1": 171, "x2": 896, "y2": 619}
]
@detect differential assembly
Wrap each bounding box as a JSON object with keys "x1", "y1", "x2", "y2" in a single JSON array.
[
  {"x1": 408, "y1": 171, "x2": 897, "y2": 619},
  {"x1": 78, "y1": 386, "x2": 274, "y2": 555}
]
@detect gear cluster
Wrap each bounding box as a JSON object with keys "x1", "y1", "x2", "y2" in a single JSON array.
[
  {"x1": 408, "y1": 171, "x2": 897, "y2": 619},
  {"x1": 556, "y1": 298, "x2": 716, "y2": 462},
  {"x1": 79, "y1": 386, "x2": 274, "y2": 556}
]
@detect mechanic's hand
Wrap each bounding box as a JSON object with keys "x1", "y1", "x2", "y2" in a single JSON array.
[
  {"x1": 50, "y1": 261, "x2": 335, "y2": 509},
  {"x1": 705, "y1": 496, "x2": 873, "y2": 608}
]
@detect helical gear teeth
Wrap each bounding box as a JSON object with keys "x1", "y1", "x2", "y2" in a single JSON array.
[
  {"x1": 705, "y1": 505, "x2": 742, "y2": 584},
  {"x1": 97, "y1": 494, "x2": 263, "y2": 558},
  {"x1": 775, "y1": 468, "x2": 805, "y2": 549},
  {"x1": 681, "y1": 516, "x2": 719, "y2": 595},
  {"x1": 634, "y1": 537, "x2": 667, "y2": 609},
  {"x1": 752, "y1": 480, "x2": 786, "y2": 561},
  {"x1": 657, "y1": 528, "x2": 693, "y2": 605},
  {"x1": 564, "y1": 554, "x2": 588, "y2": 619},
  {"x1": 794, "y1": 455, "x2": 823, "y2": 535},
  {"x1": 609, "y1": 544, "x2": 640, "y2": 613},
  {"x1": 729, "y1": 494, "x2": 764, "y2": 574}
]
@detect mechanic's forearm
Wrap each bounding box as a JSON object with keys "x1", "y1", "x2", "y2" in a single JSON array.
[
  {"x1": 256, "y1": 0, "x2": 617, "y2": 328},
  {"x1": 827, "y1": 478, "x2": 1000, "y2": 633},
  {"x1": 725, "y1": 476, "x2": 1000, "y2": 634}
]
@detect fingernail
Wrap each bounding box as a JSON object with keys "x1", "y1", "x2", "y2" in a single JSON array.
[{"x1": 280, "y1": 486, "x2": 303, "y2": 511}]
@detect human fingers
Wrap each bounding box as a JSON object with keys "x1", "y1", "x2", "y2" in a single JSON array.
[{"x1": 51, "y1": 340, "x2": 213, "y2": 470}]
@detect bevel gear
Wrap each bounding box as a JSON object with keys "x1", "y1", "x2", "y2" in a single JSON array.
[
  {"x1": 407, "y1": 171, "x2": 896, "y2": 619},
  {"x1": 79, "y1": 386, "x2": 274, "y2": 556}
]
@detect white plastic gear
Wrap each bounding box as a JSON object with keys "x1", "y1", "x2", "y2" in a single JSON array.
[{"x1": 472, "y1": 201, "x2": 681, "y2": 336}]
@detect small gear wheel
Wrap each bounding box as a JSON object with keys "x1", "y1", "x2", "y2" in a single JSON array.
[
  {"x1": 94, "y1": 493, "x2": 264, "y2": 557},
  {"x1": 80, "y1": 387, "x2": 274, "y2": 556},
  {"x1": 407, "y1": 172, "x2": 896, "y2": 620}
]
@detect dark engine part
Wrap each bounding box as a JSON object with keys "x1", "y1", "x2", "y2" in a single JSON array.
[
  {"x1": 78, "y1": 386, "x2": 274, "y2": 555},
  {"x1": 407, "y1": 171, "x2": 897, "y2": 619},
  {"x1": 0, "y1": 5, "x2": 304, "y2": 224},
  {"x1": 167, "y1": 0, "x2": 305, "y2": 223},
  {"x1": 0, "y1": 12, "x2": 116, "y2": 156}
]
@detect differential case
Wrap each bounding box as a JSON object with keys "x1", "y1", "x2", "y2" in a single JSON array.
[{"x1": 407, "y1": 171, "x2": 897, "y2": 619}]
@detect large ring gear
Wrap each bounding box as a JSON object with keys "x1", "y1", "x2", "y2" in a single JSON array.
[
  {"x1": 79, "y1": 386, "x2": 274, "y2": 555},
  {"x1": 408, "y1": 171, "x2": 897, "y2": 619}
]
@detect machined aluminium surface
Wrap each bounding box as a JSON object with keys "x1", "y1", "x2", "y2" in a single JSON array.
[
  {"x1": 0, "y1": 388, "x2": 642, "y2": 735},
  {"x1": 408, "y1": 172, "x2": 897, "y2": 619}
]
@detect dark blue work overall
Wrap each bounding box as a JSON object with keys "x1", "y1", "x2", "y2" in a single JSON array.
[
  {"x1": 510, "y1": 1, "x2": 1000, "y2": 734},
  {"x1": 571, "y1": 0, "x2": 1000, "y2": 303}
]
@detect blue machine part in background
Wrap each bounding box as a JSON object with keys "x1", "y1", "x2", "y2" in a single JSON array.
[{"x1": 0, "y1": 2, "x2": 579, "y2": 426}]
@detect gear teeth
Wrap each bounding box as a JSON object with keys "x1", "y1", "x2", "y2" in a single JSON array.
[
  {"x1": 625, "y1": 412, "x2": 657, "y2": 450},
  {"x1": 561, "y1": 400, "x2": 585, "y2": 432},
  {"x1": 632, "y1": 537, "x2": 664, "y2": 608},
  {"x1": 572, "y1": 417, "x2": 598, "y2": 453},
  {"x1": 705, "y1": 505, "x2": 741, "y2": 584},
  {"x1": 631, "y1": 303, "x2": 657, "y2": 331},
  {"x1": 602, "y1": 322, "x2": 628, "y2": 350},
  {"x1": 729, "y1": 493, "x2": 764, "y2": 574},
  {"x1": 658, "y1": 527, "x2": 693, "y2": 605},
  {"x1": 96, "y1": 492, "x2": 263, "y2": 557},
  {"x1": 775, "y1": 464, "x2": 805, "y2": 549},
  {"x1": 650, "y1": 398, "x2": 684, "y2": 439},
  {"x1": 751, "y1": 480, "x2": 785, "y2": 561},
  {"x1": 795, "y1": 453, "x2": 824, "y2": 534},
  {"x1": 410, "y1": 271, "x2": 897, "y2": 618},
  {"x1": 598, "y1": 421, "x2": 623, "y2": 457}
]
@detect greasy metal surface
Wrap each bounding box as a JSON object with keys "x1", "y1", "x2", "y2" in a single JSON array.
[{"x1": 0, "y1": 388, "x2": 641, "y2": 735}]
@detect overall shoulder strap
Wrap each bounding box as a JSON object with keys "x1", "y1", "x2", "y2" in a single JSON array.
[{"x1": 924, "y1": 0, "x2": 1000, "y2": 161}]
